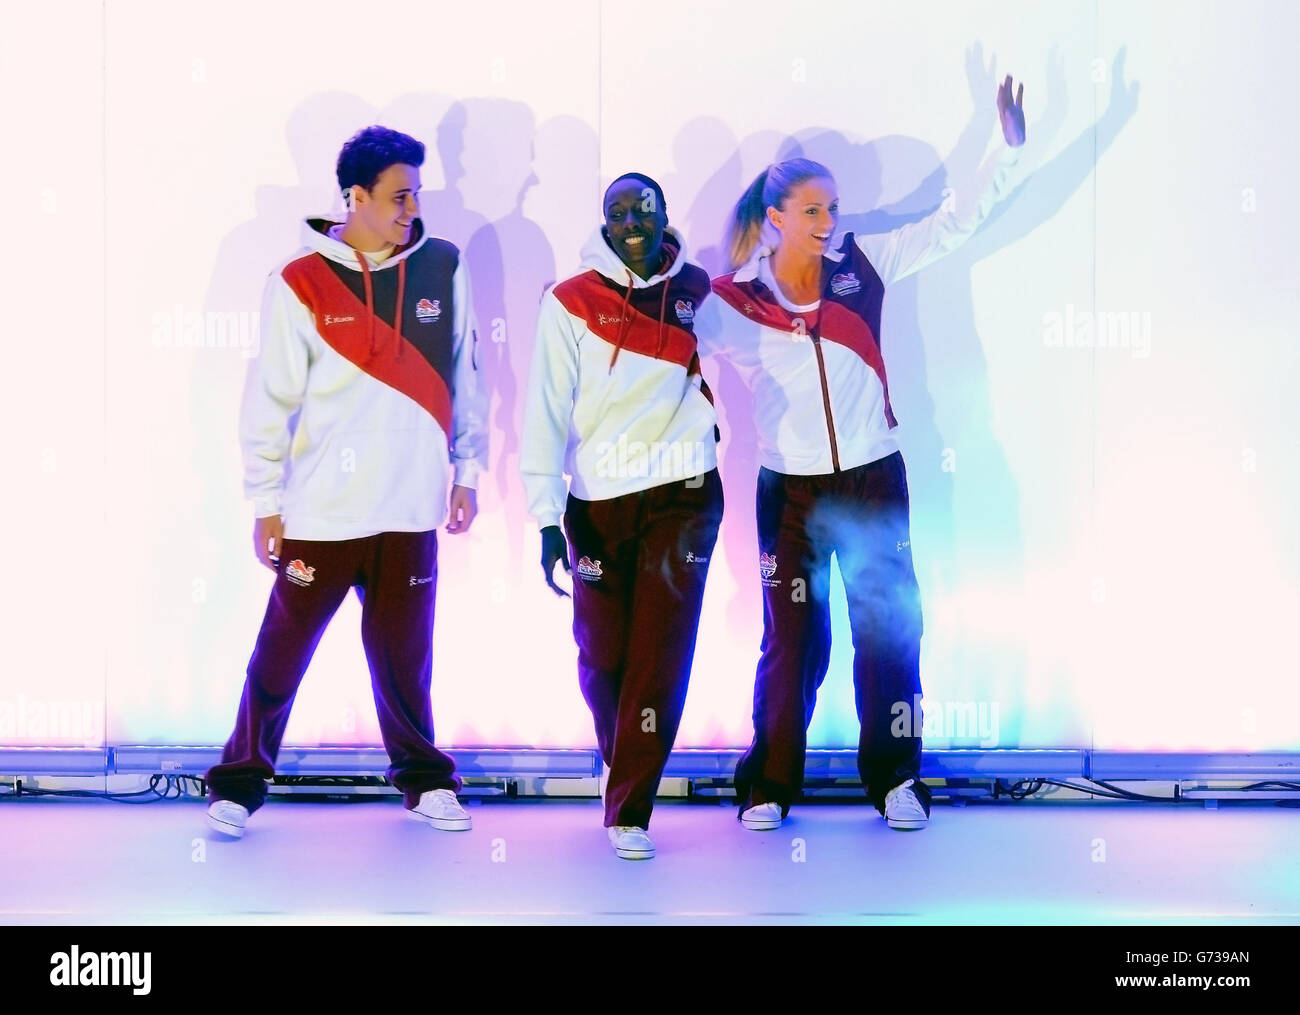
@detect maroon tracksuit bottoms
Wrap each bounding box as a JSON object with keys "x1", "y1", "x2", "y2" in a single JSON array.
[
  {"x1": 734, "y1": 451, "x2": 930, "y2": 819},
  {"x1": 205, "y1": 528, "x2": 458, "y2": 813},
  {"x1": 564, "y1": 469, "x2": 724, "y2": 829}
]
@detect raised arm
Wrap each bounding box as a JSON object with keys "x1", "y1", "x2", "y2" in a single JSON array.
[{"x1": 858, "y1": 73, "x2": 1028, "y2": 285}]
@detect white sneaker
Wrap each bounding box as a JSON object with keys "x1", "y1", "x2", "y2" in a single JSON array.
[
  {"x1": 740, "y1": 802, "x2": 784, "y2": 830},
  {"x1": 207, "y1": 800, "x2": 249, "y2": 839},
  {"x1": 407, "y1": 788, "x2": 472, "y2": 831},
  {"x1": 884, "y1": 778, "x2": 929, "y2": 830},
  {"x1": 607, "y1": 825, "x2": 655, "y2": 860}
]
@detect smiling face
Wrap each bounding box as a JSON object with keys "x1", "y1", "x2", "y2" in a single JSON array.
[
  {"x1": 351, "y1": 163, "x2": 421, "y2": 249},
  {"x1": 603, "y1": 176, "x2": 667, "y2": 277},
  {"x1": 766, "y1": 176, "x2": 838, "y2": 260}
]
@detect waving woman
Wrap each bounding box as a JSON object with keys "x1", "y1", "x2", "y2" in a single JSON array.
[{"x1": 697, "y1": 76, "x2": 1028, "y2": 831}]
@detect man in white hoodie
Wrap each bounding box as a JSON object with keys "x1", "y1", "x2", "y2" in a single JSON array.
[
  {"x1": 521, "y1": 174, "x2": 723, "y2": 859},
  {"x1": 205, "y1": 126, "x2": 487, "y2": 838}
]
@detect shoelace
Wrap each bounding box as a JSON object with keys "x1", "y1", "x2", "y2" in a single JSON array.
[{"x1": 887, "y1": 780, "x2": 923, "y2": 813}]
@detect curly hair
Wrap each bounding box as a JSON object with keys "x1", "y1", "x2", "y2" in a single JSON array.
[{"x1": 335, "y1": 125, "x2": 425, "y2": 197}]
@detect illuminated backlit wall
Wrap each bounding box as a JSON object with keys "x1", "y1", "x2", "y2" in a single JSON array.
[{"x1": 1, "y1": 0, "x2": 1296, "y2": 753}]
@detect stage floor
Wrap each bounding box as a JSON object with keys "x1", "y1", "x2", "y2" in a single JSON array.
[{"x1": 1, "y1": 797, "x2": 1296, "y2": 924}]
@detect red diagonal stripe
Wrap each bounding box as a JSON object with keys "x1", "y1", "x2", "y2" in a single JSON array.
[
  {"x1": 711, "y1": 275, "x2": 802, "y2": 333},
  {"x1": 820, "y1": 301, "x2": 896, "y2": 427},
  {"x1": 713, "y1": 274, "x2": 895, "y2": 427},
  {"x1": 282, "y1": 254, "x2": 453, "y2": 441},
  {"x1": 554, "y1": 272, "x2": 698, "y2": 369}
]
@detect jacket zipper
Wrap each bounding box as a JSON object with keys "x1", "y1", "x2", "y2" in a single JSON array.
[{"x1": 809, "y1": 316, "x2": 841, "y2": 472}]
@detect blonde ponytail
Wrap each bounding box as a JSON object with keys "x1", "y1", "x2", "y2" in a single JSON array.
[{"x1": 726, "y1": 169, "x2": 771, "y2": 270}]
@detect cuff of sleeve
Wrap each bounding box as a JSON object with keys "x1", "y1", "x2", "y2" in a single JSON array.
[
  {"x1": 537, "y1": 512, "x2": 563, "y2": 531},
  {"x1": 251, "y1": 493, "x2": 281, "y2": 518},
  {"x1": 452, "y1": 459, "x2": 482, "y2": 490}
]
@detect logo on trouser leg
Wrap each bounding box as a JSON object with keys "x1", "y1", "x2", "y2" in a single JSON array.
[
  {"x1": 285, "y1": 560, "x2": 316, "y2": 586},
  {"x1": 409, "y1": 575, "x2": 434, "y2": 587},
  {"x1": 576, "y1": 556, "x2": 604, "y2": 582},
  {"x1": 685, "y1": 551, "x2": 709, "y2": 564},
  {"x1": 760, "y1": 552, "x2": 780, "y2": 588}
]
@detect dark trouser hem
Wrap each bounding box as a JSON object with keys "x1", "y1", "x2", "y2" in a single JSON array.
[
  {"x1": 207, "y1": 529, "x2": 457, "y2": 816},
  {"x1": 564, "y1": 470, "x2": 724, "y2": 830},
  {"x1": 739, "y1": 452, "x2": 927, "y2": 822}
]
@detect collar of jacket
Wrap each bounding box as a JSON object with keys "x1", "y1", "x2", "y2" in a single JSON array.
[{"x1": 732, "y1": 229, "x2": 855, "y2": 285}]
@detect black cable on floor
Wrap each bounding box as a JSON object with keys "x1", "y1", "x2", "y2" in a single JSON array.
[{"x1": 0, "y1": 774, "x2": 208, "y2": 803}]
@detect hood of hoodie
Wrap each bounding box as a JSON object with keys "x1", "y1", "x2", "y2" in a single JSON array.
[
  {"x1": 299, "y1": 217, "x2": 430, "y2": 362},
  {"x1": 579, "y1": 224, "x2": 690, "y2": 290},
  {"x1": 302, "y1": 216, "x2": 429, "y2": 268}
]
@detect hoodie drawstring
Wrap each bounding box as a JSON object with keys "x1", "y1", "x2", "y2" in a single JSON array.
[
  {"x1": 608, "y1": 266, "x2": 672, "y2": 372},
  {"x1": 656, "y1": 279, "x2": 670, "y2": 360},
  {"x1": 394, "y1": 256, "x2": 406, "y2": 362},
  {"x1": 608, "y1": 270, "x2": 636, "y2": 372},
  {"x1": 353, "y1": 249, "x2": 406, "y2": 361},
  {"x1": 356, "y1": 247, "x2": 376, "y2": 358}
]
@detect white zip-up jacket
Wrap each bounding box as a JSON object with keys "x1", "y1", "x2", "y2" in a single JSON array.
[
  {"x1": 521, "y1": 225, "x2": 719, "y2": 529},
  {"x1": 241, "y1": 217, "x2": 487, "y2": 540},
  {"x1": 697, "y1": 140, "x2": 1023, "y2": 476}
]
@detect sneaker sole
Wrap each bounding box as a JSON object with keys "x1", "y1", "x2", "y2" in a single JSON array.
[
  {"x1": 886, "y1": 817, "x2": 928, "y2": 830},
  {"x1": 406, "y1": 809, "x2": 472, "y2": 831},
  {"x1": 613, "y1": 846, "x2": 655, "y2": 860},
  {"x1": 206, "y1": 815, "x2": 245, "y2": 839},
  {"x1": 740, "y1": 817, "x2": 783, "y2": 830}
]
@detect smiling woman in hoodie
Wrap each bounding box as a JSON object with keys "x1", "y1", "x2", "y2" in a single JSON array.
[{"x1": 521, "y1": 174, "x2": 723, "y2": 860}]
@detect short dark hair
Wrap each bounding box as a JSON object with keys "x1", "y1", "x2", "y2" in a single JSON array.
[
  {"x1": 336, "y1": 125, "x2": 425, "y2": 196},
  {"x1": 605, "y1": 172, "x2": 666, "y2": 216}
]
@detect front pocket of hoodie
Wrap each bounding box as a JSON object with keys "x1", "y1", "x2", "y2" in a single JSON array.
[{"x1": 298, "y1": 428, "x2": 446, "y2": 524}]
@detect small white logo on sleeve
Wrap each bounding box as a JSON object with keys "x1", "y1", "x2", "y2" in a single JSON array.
[
  {"x1": 323, "y1": 313, "x2": 356, "y2": 326},
  {"x1": 49, "y1": 946, "x2": 151, "y2": 996}
]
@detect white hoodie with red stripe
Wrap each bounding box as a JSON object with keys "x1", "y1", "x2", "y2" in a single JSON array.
[
  {"x1": 698, "y1": 140, "x2": 1023, "y2": 477},
  {"x1": 521, "y1": 225, "x2": 719, "y2": 529},
  {"x1": 241, "y1": 217, "x2": 487, "y2": 541}
]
